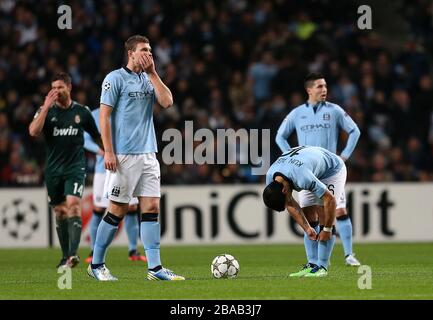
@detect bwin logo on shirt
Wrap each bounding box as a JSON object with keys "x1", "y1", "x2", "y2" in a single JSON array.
[{"x1": 53, "y1": 126, "x2": 79, "y2": 136}]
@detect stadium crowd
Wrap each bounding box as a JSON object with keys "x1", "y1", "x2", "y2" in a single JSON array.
[{"x1": 0, "y1": 0, "x2": 432, "y2": 186}]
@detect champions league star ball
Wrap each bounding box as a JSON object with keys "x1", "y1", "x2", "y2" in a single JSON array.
[
  {"x1": 1, "y1": 199, "x2": 39, "y2": 241},
  {"x1": 211, "y1": 254, "x2": 240, "y2": 279}
]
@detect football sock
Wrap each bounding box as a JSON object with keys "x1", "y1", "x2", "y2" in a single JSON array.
[
  {"x1": 140, "y1": 213, "x2": 162, "y2": 270},
  {"x1": 55, "y1": 216, "x2": 69, "y2": 259},
  {"x1": 92, "y1": 212, "x2": 122, "y2": 265},
  {"x1": 318, "y1": 227, "x2": 336, "y2": 269},
  {"x1": 67, "y1": 216, "x2": 82, "y2": 256},
  {"x1": 90, "y1": 210, "x2": 104, "y2": 250},
  {"x1": 336, "y1": 215, "x2": 353, "y2": 257},
  {"x1": 125, "y1": 211, "x2": 139, "y2": 253},
  {"x1": 304, "y1": 221, "x2": 319, "y2": 265}
]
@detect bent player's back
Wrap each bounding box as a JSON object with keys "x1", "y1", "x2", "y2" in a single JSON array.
[{"x1": 266, "y1": 146, "x2": 343, "y2": 187}]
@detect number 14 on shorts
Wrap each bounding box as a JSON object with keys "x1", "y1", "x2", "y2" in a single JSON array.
[{"x1": 73, "y1": 182, "x2": 83, "y2": 196}]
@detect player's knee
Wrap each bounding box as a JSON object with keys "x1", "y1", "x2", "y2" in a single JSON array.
[
  {"x1": 142, "y1": 199, "x2": 159, "y2": 213},
  {"x1": 303, "y1": 206, "x2": 320, "y2": 222},
  {"x1": 68, "y1": 203, "x2": 81, "y2": 217},
  {"x1": 53, "y1": 205, "x2": 67, "y2": 218},
  {"x1": 336, "y1": 208, "x2": 348, "y2": 218}
]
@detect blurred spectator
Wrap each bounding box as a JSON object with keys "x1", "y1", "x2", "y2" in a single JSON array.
[{"x1": 247, "y1": 51, "x2": 278, "y2": 103}]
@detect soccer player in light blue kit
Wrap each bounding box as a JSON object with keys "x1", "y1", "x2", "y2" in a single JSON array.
[
  {"x1": 263, "y1": 146, "x2": 346, "y2": 277},
  {"x1": 83, "y1": 108, "x2": 147, "y2": 264},
  {"x1": 275, "y1": 72, "x2": 361, "y2": 275},
  {"x1": 87, "y1": 35, "x2": 184, "y2": 281}
]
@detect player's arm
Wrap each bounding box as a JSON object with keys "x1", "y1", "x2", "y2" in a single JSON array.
[
  {"x1": 337, "y1": 107, "x2": 361, "y2": 161},
  {"x1": 100, "y1": 72, "x2": 120, "y2": 171},
  {"x1": 275, "y1": 112, "x2": 295, "y2": 153},
  {"x1": 286, "y1": 193, "x2": 317, "y2": 240},
  {"x1": 84, "y1": 129, "x2": 104, "y2": 155},
  {"x1": 84, "y1": 131, "x2": 103, "y2": 155},
  {"x1": 83, "y1": 107, "x2": 104, "y2": 152},
  {"x1": 319, "y1": 190, "x2": 336, "y2": 241},
  {"x1": 100, "y1": 104, "x2": 116, "y2": 171},
  {"x1": 29, "y1": 89, "x2": 58, "y2": 137},
  {"x1": 138, "y1": 53, "x2": 173, "y2": 108}
]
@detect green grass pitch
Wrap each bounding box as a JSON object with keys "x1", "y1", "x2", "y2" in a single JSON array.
[{"x1": 1, "y1": 243, "x2": 432, "y2": 300}]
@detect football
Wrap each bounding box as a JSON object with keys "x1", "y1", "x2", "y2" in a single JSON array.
[{"x1": 211, "y1": 254, "x2": 240, "y2": 279}]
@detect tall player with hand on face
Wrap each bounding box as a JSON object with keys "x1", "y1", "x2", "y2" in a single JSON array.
[{"x1": 87, "y1": 35, "x2": 184, "y2": 281}]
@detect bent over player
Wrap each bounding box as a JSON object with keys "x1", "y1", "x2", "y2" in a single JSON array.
[{"x1": 263, "y1": 146, "x2": 347, "y2": 277}]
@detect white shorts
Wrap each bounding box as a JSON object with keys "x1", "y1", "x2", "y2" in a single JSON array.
[
  {"x1": 93, "y1": 173, "x2": 138, "y2": 208},
  {"x1": 298, "y1": 164, "x2": 347, "y2": 209},
  {"x1": 104, "y1": 153, "x2": 161, "y2": 204}
]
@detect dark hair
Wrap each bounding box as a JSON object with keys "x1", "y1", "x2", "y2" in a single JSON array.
[
  {"x1": 51, "y1": 72, "x2": 71, "y2": 85},
  {"x1": 124, "y1": 35, "x2": 149, "y2": 54},
  {"x1": 262, "y1": 181, "x2": 286, "y2": 212},
  {"x1": 304, "y1": 72, "x2": 325, "y2": 88}
]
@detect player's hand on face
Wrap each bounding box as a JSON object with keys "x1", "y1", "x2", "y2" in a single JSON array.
[
  {"x1": 317, "y1": 230, "x2": 332, "y2": 241},
  {"x1": 306, "y1": 226, "x2": 317, "y2": 241},
  {"x1": 43, "y1": 89, "x2": 59, "y2": 110},
  {"x1": 138, "y1": 52, "x2": 156, "y2": 74},
  {"x1": 104, "y1": 151, "x2": 117, "y2": 172}
]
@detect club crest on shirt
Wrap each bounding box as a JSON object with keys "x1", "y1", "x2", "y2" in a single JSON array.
[
  {"x1": 323, "y1": 113, "x2": 331, "y2": 121},
  {"x1": 75, "y1": 114, "x2": 81, "y2": 124}
]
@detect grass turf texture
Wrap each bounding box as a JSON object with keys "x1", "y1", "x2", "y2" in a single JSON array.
[{"x1": 1, "y1": 243, "x2": 432, "y2": 300}]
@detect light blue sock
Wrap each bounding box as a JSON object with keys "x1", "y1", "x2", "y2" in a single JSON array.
[
  {"x1": 318, "y1": 235, "x2": 336, "y2": 269},
  {"x1": 89, "y1": 211, "x2": 103, "y2": 250},
  {"x1": 337, "y1": 217, "x2": 353, "y2": 257},
  {"x1": 304, "y1": 224, "x2": 320, "y2": 265},
  {"x1": 92, "y1": 213, "x2": 121, "y2": 265},
  {"x1": 125, "y1": 212, "x2": 139, "y2": 252},
  {"x1": 140, "y1": 214, "x2": 161, "y2": 270}
]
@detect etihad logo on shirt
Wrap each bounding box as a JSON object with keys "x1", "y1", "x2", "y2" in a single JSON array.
[
  {"x1": 128, "y1": 91, "x2": 153, "y2": 99},
  {"x1": 300, "y1": 123, "x2": 331, "y2": 131},
  {"x1": 53, "y1": 126, "x2": 79, "y2": 136}
]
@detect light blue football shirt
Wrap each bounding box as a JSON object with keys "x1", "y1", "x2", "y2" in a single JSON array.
[
  {"x1": 100, "y1": 67, "x2": 157, "y2": 154},
  {"x1": 84, "y1": 108, "x2": 105, "y2": 173},
  {"x1": 275, "y1": 101, "x2": 360, "y2": 159},
  {"x1": 265, "y1": 146, "x2": 343, "y2": 199}
]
